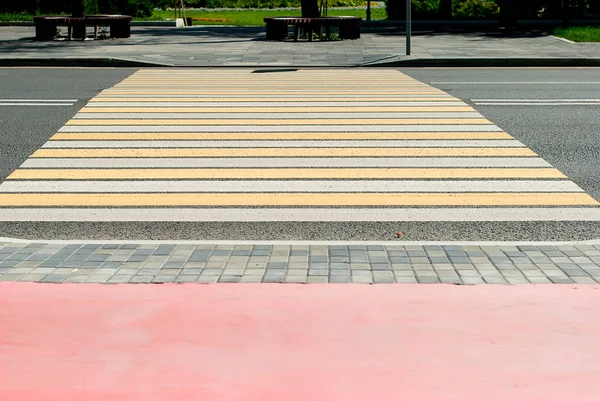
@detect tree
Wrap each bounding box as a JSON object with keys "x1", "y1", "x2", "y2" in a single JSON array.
[
  {"x1": 386, "y1": 0, "x2": 407, "y2": 20},
  {"x1": 72, "y1": 0, "x2": 85, "y2": 17},
  {"x1": 439, "y1": 0, "x2": 452, "y2": 19},
  {"x1": 300, "y1": 0, "x2": 319, "y2": 18}
]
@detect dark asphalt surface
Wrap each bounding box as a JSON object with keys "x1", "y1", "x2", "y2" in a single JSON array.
[
  {"x1": 1, "y1": 67, "x2": 600, "y2": 241},
  {"x1": 0, "y1": 67, "x2": 135, "y2": 180},
  {"x1": 402, "y1": 68, "x2": 600, "y2": 202}
]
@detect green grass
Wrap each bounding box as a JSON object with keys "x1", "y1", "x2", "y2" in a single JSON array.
[
  {"x1": 0, "y1": 9, "x2": 385, "y2": 25},
  {"x1": 554, "y1": 26, "x2": 600, "y2": 42},
  {"x1": 145, "y1": 9, "x2": 386, "y2": 25}
]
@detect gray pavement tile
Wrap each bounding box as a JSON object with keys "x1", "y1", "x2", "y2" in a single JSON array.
[
  {"x1": 108, "y1": 275, "x2": 134, "y2": 284},
  {"x1": 39, "y1": 274, "x2": 69, "y2": 283},
  {"x1": 263, "y1": 276, "x2": 284, "y2": 283},
  {"x1": 416, "y1": 276, "x2": 440, "y2": 284},
  {"x1": 462, "y1": 276, "x2": 486, "y2": 284},
  {"x1": 62, "y1": 274, "x2": 92, "y2": 283},
  {"x1": 528, "y1": 277, "x2": 553, "y2": 284},
  {"x1": 218, "y1": 275, "x2": 241, "y2": 283},
  {"x1": 0, "y1": 274, "x2": 23, "y2": 281},
  {"x1": 483, "y1": 277, "x2": 508, "y2": 284},
  {"x1": 307, "y1": 276, "x2": 329, "y2": 283},
  {"x1": 174, "y1": 275, "x2": 198, "y2": 283},
  {"x1": 308, "y1": 269, "x2": 329, "y2": 276},
  {"x1": 440, "y1": 277, "x2": 462, "y2": 284},
  {"x1": 373, "y1": 276, "x2": 395, "y2": 283},
  {"x1": 86, "y1": 274, "x2": 115, "y2": 283},
  {"x1": 549, "y1": 277, "x2": 575, "y2": 284},
  {"x1": 351, "y1": 276, "x2": 373, "y2": 284},
  {"x1": 572, "y1": 277, "x2": 598, "y2": 284},
  {"x1": 10, "y1": 267, "x2": 35, "y2": 274},
  {"x1": 152, "y1": 276, "x2": 175, "y2": 283},
  {"x1": 19, "y1": 273, "x2": 47, "y2": 282}
]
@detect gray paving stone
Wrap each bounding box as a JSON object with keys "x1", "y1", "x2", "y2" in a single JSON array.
[
  {"x1": 0, "y1": 274, "x2": 23, "y2": 281},
  {"x1": 86, "y1": 274, "x2": 114, "y2": 283},
  {"x1": 39, "y1": 274, "x2": 69, "y2": 283},
  {"x1": 174, "y1": 275, "x2": 199, "y2": 283},
  {"x1": 19, "y1": 273, "x2": 47, "y2": 281},
  {"x1": 416, "y1": 276, "x2": 440, "y2": 284},
  {"x1": 572, "y1": 277, "x2": 598, "y2": 284},
  {"x1": 395, "y1": 276, "x2": 418, "y2": 283},
  {"x1": 108, "y1": 275, "x2": 134, "y2": 283},
  {"x1": 62, "y1": 274, "x2": 92, "y2": 283},
  {"x1": 351, "y1": 275, "x2": 373, "y2": 284},
  {"x1": 462, "y1": 277, "x2": 485, "y2": 284},
  {"x1": 218, "y1": 275, "x2": 241, "y2": 283}
]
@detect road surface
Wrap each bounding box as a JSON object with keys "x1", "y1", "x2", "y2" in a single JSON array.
[{"x1": 1, "y1": 67, "x2": 599, "y2": 241}]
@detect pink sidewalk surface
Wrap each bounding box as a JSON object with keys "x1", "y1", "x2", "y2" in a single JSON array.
[{"x1": 1, "y1": 283, "x2": 600, "y2": 401}]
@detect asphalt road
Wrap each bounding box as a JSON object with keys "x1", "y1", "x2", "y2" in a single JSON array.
[
  {"x1": 0, "y1": 68, "x2": 136, "y2": 180},
  {"x1": 402, "y1": 68, "x2": 600, "y2": 202},
  {"x1": 1, "y1": 67, "x2": 599, "y2": 241}
]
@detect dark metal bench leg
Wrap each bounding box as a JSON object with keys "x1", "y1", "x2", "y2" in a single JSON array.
[{"x1": 294, "y1": 25, "x2": 300, "y2": 41}]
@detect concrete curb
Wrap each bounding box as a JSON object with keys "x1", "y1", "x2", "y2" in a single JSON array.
[
  {"x1": 368, "y1": 57, "x2": 600, "y2": 67},
  {"x1": 2, "y1": 237, "x2": 600, "y2": 246},
  {"x1": 1, "y1": 57, "x2": 600, "y2": 68},
  {"x1": 0, "y1": 58, "x2": 173, "y2": 67}
]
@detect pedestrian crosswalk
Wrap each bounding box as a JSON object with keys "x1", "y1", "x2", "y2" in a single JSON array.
[{"x1": 0, "y1": 68, "x2": 598, "y2": 222}]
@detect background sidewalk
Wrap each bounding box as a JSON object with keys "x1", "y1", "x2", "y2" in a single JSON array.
[{"x1": 1, "y1": 25, "x2": 600, "y2": 67}]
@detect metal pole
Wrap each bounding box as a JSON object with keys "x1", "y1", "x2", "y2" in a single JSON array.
[
  {"x1": 366, "y1": 0, "x2": 371, "y2": 21},
  {"x1": 406, "y1": 0, "x2": 411, "y2": 55}
]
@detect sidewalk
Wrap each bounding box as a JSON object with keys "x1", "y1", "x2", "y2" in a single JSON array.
[
  {"x1": 1, "y1": 25, "x2": 599, "y2": 67},
  {"x1": 1, "y1": 240, "x2": 600, "y2": 284}
]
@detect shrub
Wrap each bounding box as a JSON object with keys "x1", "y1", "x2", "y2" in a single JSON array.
[{"x1": 453, "y1": 0, "x2": 498, "y2": 18}]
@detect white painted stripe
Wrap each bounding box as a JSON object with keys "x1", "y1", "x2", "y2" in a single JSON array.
[
  {"x1": 1, "y1": 207, "x2": 599, "y2": 221},
  {"x1": 471, "y1": 99, "x2": 600, "y2": 102},
  {"x1": 20, "y1": 157, "x2": 553, "y2": 168},
  {"x1": 0, "y1": 103, "x2": 75, "y2": 106},
  {"x1": 87, "y1": 102, "x2": 467, "y2": 107},
  {"x1": 0, "y1": 99, "x2": 77, "y2": 102},
  {"x1": 475, "y1": 102, "x2": 600, "y2": 106},
  {"x1": 58, "y1": 125, "x2": 503, "y2": 133},
  {"x1": 73, "y1": 112, "x2": 483, "y2": 119},
  {"x1": 42, "y1": 140, "x2": 525, "y2": 149},
  {"x1": 0, "y1": 180, "x2": 582, "y2": 193},
  {"x1": 434, "y1": 82, "x2": 600, "y2": 85}
]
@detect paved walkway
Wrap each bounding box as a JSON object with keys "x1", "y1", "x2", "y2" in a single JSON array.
[
  {"x1": 2, "y1": 240, "x2": 600, "y2": 284},
  {"x1": 1, "y1": 26, "x2": 600, "y2": 66}
]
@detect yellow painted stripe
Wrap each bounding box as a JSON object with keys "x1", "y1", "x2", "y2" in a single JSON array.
[
  {"x1": 65, "y1": 118, "x2": 491, "y2": 126},
  {"x1": 113, "y1": 85, "x2": 434, "y2": 89},
  {"x1": 30, "y1": 148, "x2": 536, "y2": 158},
  {"x1": 79, "y1": 107, "x2": 475, "y2": 113},
  {"x1": 99, "y1": 91, "x2": 444, "y2": 95},
  {"x1": 50, "y1": 132, "x2": 514, "y2": 141},
  {"x1": 8, "y1": 168, "x2": 563, "y2": 180},
  {"x1": 0, "y1": 193, "x2": 595, "y2": 206},
  {"x1": 89, "y1": 97, "x2": 457, "y2": 102}
]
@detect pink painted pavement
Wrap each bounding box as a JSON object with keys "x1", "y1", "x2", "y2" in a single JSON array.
[{"x1": 1, "y1": 283, "x2": 600, "y2": 401}]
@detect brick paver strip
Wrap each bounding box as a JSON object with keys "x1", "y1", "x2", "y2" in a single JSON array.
[{"x1": 1, "y1": 242, "x2": 599, "y2": 284}]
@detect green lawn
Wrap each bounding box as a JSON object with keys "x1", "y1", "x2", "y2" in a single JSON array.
[
  {"x1": 146, "y1": 9, "x2": 386, "y2": 25},
  {"x1": 0, "y1": 9, "x2": 385, "y2": 25},
  {"x1": 554, "y1": 26, "x2": 600, "y2": 42}
]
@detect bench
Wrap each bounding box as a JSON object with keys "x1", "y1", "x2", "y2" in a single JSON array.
[
  {"x1": 264, "y1": 16, "x2": 361, "y2": 41},
  {"x1": 34, "y1": 15, "x2": 132, "y2": 41}
]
